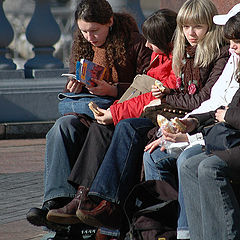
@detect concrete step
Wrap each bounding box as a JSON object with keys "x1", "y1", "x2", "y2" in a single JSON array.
[{"x1": 0, "y1": 121, "x2": 55, "y2": 139}]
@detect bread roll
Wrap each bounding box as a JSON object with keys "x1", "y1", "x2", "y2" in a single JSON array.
[
  {"x1": 88, "y1": 102, "x2": 103, "y2": 116},
  {"x1": 157, "y1": 115, "x2": 175, "y2": 133},
  {"x1": 171, "y1": 117, "x2": 187, "y2": 132},
  {"x1": 155, "y1": 80, "x2": 165, "y2": 92}
]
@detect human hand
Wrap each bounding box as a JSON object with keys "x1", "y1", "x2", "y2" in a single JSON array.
[
  {"x1": 215, "y1": 107, "x2": 227, "y2": 122},
  {"x1": 180, "y1": 118, "x2": 199, "y2": 133},
  {"x1": 144, "y1": 137, "x2": 163, "y2": 153},
  {"x1": 162, "y1": 129, "x2": 188, "y2": 143},
  {"x1": 66, "y1": 78, "x2": 83, "y2": 93},
  {"x1": 94, "y1": 108, "x2": 113, "y2": 125},
  {"x1": 87, "y1": 79, "x2": 117, "y2": 97},
  {"x1": 151, "y1": 85, "x2": 166, "y2": 98}
]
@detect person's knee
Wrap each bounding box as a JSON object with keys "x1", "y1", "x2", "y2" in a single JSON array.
[
  {"x1": 143, "y1": 151, "x2": 152, "y2": 166},
  {"x1": 47, "y1": 115, "x2": 78, "y2": 137},
  {"x1": 179, "y1": 156, "x2": 193, "y2": 179},
  {"x1": 198, "y1": 156, "x2": 226, "y2": 182},
  {"x1": 177, "y1": 145, "x2": 203, "y2": 169}
]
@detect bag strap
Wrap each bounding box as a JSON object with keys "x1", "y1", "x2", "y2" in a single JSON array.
[{"x1": 143, "y1": 55, "x2": 159, "y2": 74}]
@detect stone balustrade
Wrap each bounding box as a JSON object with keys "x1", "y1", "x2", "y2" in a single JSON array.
[
  {"x1": 0, "y1": 0, "x2": 147, "y2": 123},
  {"x1": 0, "y1": 0, "x2": 238, "y2": 124}
]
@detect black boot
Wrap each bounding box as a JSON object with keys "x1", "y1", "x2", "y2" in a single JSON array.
[{"x1": 26, "y1": 197, "x2": 72, "y2": 231}]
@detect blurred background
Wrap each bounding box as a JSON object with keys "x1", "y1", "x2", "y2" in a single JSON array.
[{"x1": 3, "y1": 0, "x2": 160, "y2": 70}]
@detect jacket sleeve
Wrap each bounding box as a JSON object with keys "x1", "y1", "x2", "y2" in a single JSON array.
[
  {"x1": 62, "y1": 40, "x2": 77, "y2": 92},
  {"x1": 163, "y1": 45, "x2": 230, "y2": 111},
  {"x1": 133, "y1": 32, "x2": 153, "y2": 75},
  {"x1": 147, "y1": 53, "x2": 177, "y2": 89},
  {"x1": 188, "y1": 111, "x2": 216, "y2": 133},
  {"x1": 110, "y1": 92, "x2": 156, "y2": 125},
  {"x1": 224, "y1": 88, "x2": 240, "y2": 129},
  {"x1": 116, "y1": 32, "x2": 152, "y2": 98}
]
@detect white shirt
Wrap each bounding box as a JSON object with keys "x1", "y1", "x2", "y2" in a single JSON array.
[
  {"x1": 167, "y1": 50, "x2": 240, "y2": 152},
  {"x1": 187, "y1": 51, "x2": 239, "y2": 117}
]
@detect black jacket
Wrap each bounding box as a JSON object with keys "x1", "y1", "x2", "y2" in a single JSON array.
[{"x1": 190, "y1": 88, "x2": 240, "y2": 172}]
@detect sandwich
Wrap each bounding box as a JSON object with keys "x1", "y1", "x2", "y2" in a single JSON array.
[
  {"x1": 155, "y1": 80, "x2": 165, "y2": 92},
  {"x1": 88, "y1": 101, "x2": 103, "y2": 116}
]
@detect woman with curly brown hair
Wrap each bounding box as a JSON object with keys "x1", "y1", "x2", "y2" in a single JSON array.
[{"x1": 26, "y1": 0, "x2": 151, "y2": 232}]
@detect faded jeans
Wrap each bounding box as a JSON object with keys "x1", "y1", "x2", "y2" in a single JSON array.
[
  {"x1": 89, "y1": 118, "x2": 155, "y2": 205},
  {"x1": 143, "y1": 144, "x2": 203, "y2": 239},
  {"x1": 44, "y1": 115, "x2": 89, "y2": 202},
  {"x1": 180, "y1": 151, "x2": 240, "y2": 240}
]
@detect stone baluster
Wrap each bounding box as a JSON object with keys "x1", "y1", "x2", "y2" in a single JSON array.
[
  {"x1": 0, "y1": 0, "x2": 16, "y2": 70},
  {"x1": 108, "y1": 0, "x2": 145, "y2": 30},
  {"x1": 24, "y1": 0, "x2": 64, "y2": 78}
]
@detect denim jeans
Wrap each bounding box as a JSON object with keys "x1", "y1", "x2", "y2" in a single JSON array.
[
  {"x1": 58, "y1": 93, "x2": 115, "y2": 119},
  {"x1": 180, "y1": 152, "x2": 240, "y2": 240},
  {"x1": 44, "y1": 115, "x2": 89, "y2": 202},
  {"x1": 143, "y1": 148, "x2": 177, "y2": 189},
  {"x1": 89, "y1": 118, "x2": 155, "y2": 205},
  {"x1": 176, "y1": 144, "x2": 203, "y2": 239}
]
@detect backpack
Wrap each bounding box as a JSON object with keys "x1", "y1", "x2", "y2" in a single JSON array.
[{"x1": 123, "y1": 180, "x2": 178, "y2": 240}]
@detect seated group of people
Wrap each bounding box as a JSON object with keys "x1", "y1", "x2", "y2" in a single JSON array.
[{"x1": 26, "y1": 0, "x2": 240, "y2": 239}]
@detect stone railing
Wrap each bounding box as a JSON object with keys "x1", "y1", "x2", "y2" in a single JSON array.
[
  {"x1": 0, "y1": 0, "x2": 147, "y2": 123},
  {"x1": 0, "y1": 0, "x2": 237, "y2": 124}
]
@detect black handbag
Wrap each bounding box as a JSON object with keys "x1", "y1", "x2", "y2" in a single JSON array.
[
  {"x1": 140, "y1": 103, "x2": 189, "y2": 126},
  {"x1": 203, "y1": 122, "x2": 240, "y2": 155}
]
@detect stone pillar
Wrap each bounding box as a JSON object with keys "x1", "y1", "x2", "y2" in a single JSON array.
[
  {"x1": 108, "y1": 0, "x2": 145, "y2": 30},
  {"x1": 24, "y1": 0, "x2": 64, "y2": 78},
  {"x1": 0, "y1": 0, "x2": 16, "y2": 70}
]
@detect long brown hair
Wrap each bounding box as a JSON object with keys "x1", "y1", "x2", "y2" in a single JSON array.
[{"x1": 70, "y1": 0, "x2": 139, "y2": 69}]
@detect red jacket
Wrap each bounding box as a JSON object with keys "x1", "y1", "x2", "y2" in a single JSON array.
[{"x1": 110, "y1": 51, "x2": 177, "y2": 125}]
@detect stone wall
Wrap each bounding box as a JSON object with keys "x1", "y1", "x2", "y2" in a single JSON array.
[{"x1": 159, "y1": 0, "x2": 239, "y2": 13}]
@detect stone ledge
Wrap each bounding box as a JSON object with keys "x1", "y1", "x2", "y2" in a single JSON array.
[{"x1": 0, "y1": 121, "x2": 55, "y2": 139}]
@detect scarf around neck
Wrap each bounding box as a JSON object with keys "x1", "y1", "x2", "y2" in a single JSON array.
[
  {"x1": 92, "y1": 46, "x2": 118, "y2": 84},
  {"x1": 180, "y1": 45, "x2": 201, "y2": 94}
]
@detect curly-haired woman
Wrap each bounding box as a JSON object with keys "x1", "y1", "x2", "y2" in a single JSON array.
[{"x1": 26, "y1": 0, "x2": 151, "y2": 230}]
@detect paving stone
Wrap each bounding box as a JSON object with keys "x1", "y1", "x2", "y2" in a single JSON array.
[{"x1": 0, "y1": 139, "x2": 47, "y2": 240}]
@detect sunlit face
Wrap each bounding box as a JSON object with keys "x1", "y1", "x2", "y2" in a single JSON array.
[
  {"x1": 183, "y1": 23, "x2": 208, "y2": 46},
  {"x1": 77, "y1": 17, "x2": 113, "y2": 47},
  {"x1": 145, "y1": 40, "x2": 161, "y2": 53},
  {"x1": 230, "y1": 39, "x2": 240, "y2": 56}
]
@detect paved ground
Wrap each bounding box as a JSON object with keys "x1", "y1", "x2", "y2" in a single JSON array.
[{"x1": 0, "y1": 138, "x2": 53, "y2": 240}]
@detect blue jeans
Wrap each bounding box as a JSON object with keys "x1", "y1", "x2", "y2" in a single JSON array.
[
  {"x1": 58, "y1": 93, "x2": 115, "y2": 119},
  {"x1": 180, "y1": 151, "x2": 240, "y2": 240},
  {"x1": 89, "y1": 118, "x2": 155, "y2": 205},
  {"x1": 44, "y1": 115, "x2": 89, "y2": 202},
  {"x1": 143, "y1": 148, "x2": 177, "y2": 188},
  {"x1": 176, "y1": 144, "x2": 203, "y2": 239}
]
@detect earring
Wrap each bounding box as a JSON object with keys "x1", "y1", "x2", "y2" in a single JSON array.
[{"x1": 109, "y1": 25, "x2": 113, "y2": 32}]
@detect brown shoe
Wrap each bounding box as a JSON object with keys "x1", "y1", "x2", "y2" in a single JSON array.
[
  {"x1": 47, "y1": 186, "x2": 89, "y2": 225},
  {"x1": 76, "y1": 197, "x2": 121, "y2": 229}
]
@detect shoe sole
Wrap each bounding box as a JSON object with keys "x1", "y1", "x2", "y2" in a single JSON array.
[
  {"x1": 26, "y1": 212, "x2": 69, "y2": 232},
  {"x1": 47, "y1": 212, "x2": 82, "y2": 225},
  {"x1": 76, "y1": 209, "x2": 104, "y2": 229}
]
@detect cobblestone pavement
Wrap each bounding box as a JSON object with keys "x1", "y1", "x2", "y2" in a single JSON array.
[{"x1": 0, "y1": 139, "x2": 50, "y2": 240}]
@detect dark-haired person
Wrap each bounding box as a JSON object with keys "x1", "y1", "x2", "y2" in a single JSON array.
[
  {"x1": 46, "y1": 8, "x2": 179, "y2": 227},
  {"x1": 65, "y1": 0, "x2": 229, "y2": 231},
  {"x1": 26, "y1": 0, "x2": 151, "y2": 230}
]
